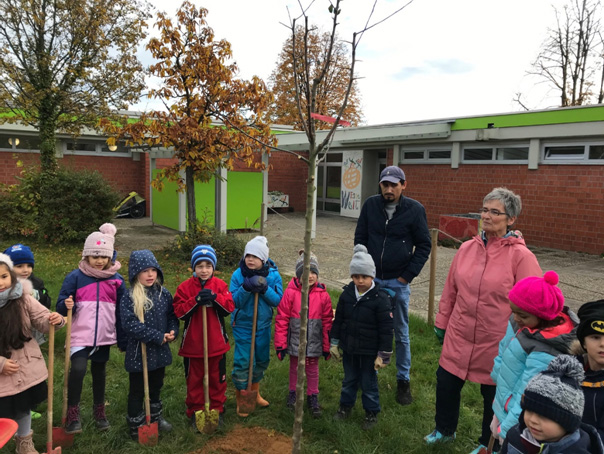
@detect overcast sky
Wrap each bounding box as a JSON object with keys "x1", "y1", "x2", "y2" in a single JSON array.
[{"x1": 133, "y1": 0, "x2": 563, "y2": 125}]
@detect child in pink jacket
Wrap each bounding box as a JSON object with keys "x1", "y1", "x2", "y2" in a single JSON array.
[{"x1": 274, "y1": 250, "x2": 333, "y2": 418}]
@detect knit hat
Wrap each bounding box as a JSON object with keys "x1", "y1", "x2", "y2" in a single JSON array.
[
  {"x1": 349, "y1": 244, "x2": 376, "y2": 278},
  {"x1": 295, "y1": 249, "x2": 319, "y2": 279},
  {"x1": 521, "y1": 355, "x2": 585, "y2": 434},
  {"x1": 0, "y1": 253, "x2": 14, "y2": 270},
  {"x1": 3, "y1": 244, "x2": 34, "y2": 267},
  {"x1": 82, "y1": 223, "x2": 117, "y2": 258},
  {"x1": 576, "y1": 299, "x2": 604, "y2": 346},
  {"x1": 508, "y1": 270, "x2": 564, "y2": 321},
  {"x1": 244, "y1": 236, "x2": 269, "y2": 263},
  {"x1": 191, "y1": 245, "x2": 217, "y2": 270}
]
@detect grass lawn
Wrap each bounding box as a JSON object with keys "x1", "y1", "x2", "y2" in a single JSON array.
[{"x1": 6, "y1": 241, "x2": 486, "y2": 454}]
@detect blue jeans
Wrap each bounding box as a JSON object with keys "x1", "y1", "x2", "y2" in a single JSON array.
[
  {"x1": 376, "y1": 277, "x2": 410, "y2": 382},
  {"x1": 339, "y1": 352, "x2": 380, "y2": 413}
]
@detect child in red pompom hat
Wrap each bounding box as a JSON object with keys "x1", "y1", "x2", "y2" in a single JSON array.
[{"x1": 489, "y1": 270, "x2": 579, "y2": 445}]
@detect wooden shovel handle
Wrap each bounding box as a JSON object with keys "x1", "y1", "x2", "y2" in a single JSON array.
[
  {"x1": 47, "y1": 324, "x2": 55, "y2": 448},
  {"x1": 246, "y1": 293, "x2": 259, "y2": 391},
  {"x1": 202, "y1": 305, "x2": 210, "y2": 407},
  {"x1": 142, "y1": 343, "x2": 151, "y2": 423},
  {"x1": 61, "y1": 308, "x2": 72, "y2": 423}
]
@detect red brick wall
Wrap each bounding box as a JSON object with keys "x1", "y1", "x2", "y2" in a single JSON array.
[
  {"x1": 267, "y1": 150, "x2": 309, "y2": 211},
  {"x1": 0, "y1": 151, "x2": 149, "y2": 213},
  {"x1": 402, "y1": 164, "x2": 604, "y2": 254}
]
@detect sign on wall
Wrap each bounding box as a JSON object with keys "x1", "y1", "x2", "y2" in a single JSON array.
[{"x1": 340, "y1": 150, "x2": 363, "y2": 218}]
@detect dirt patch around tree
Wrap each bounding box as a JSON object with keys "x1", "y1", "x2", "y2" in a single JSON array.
[{"x1": 189, "y1": 426, "x2": 292, "y2": 454}]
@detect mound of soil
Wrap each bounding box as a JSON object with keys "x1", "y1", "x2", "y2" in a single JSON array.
[{"x1": 190, "y1": 425, "x2": 292, "y2": 454}]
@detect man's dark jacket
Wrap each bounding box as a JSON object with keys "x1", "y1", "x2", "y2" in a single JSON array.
[{"x1": 354, "y1": 194, "x2": 431, "y2": 283}]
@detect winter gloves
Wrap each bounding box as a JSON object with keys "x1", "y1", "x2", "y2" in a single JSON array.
[
  {"x1": 196, "y1": 288, "x2": 216, "y2": 307},
  {"x1": 276, "y1": 348, "x2": 287, "y2": 361},
  {"x1": 434, "y1": 326, "x2": 445, "y2": 345},
  {"x1": 329, "y1": 340, "x2": 342, "y2": 361},
  {"x1": 243, "y1": 275, "x2": 268, "y2": 294},
  {"x1": 374, "y1": 351, "x2": 392, "y2": 370}
]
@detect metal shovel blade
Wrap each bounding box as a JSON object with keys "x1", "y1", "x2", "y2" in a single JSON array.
[
  {"x1": 195, "y1": 405, "x2": 219, "y2": 434},
  {"x1": 238, "y1": 389, "x2": 257, "y2": 416},
  {"x1": 42, "y1": 443, "x2": 62, "y2": 454},
  {"x1": 138, "y1": 421, "x2": 158, "y2": 447},
  {"x1": 51, "y1": 427, "x2": 74, "y2": 449}
]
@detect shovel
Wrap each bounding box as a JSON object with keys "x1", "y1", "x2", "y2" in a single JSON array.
[
  {"x1": 0, "y1": 419, "x2": 18, "y2": 448},
  {"x1": 238, "y1": 290, "x2": 261, "y2": 415},
  {"x1": 194, "y1": 305, "x2": 220, "y2": 434},
  {"x1": 138, "y1": 342, "x2": 158, "y2": 446},
  {"x1": 44, "y1": 324, "x2": 62, "y2": 454},
  {"x1": 53, "y1": 308, "x2": 74, "y2": 448}
]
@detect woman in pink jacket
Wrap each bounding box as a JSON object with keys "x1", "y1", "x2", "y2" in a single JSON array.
[{"x1": 424, "y1": 188, "x2": 542, "y2": 454}]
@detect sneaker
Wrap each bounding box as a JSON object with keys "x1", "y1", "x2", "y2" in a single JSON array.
[
  {"x1": 469, "y1": 445, "x2": 488, "y2": 454},
  {"x1": 361, "y1": 411, "x2": 377, "y2": 430},
  {"x1": 333, "y1": 406, "x2": 352, "y2": 421},
  {"x1": 396, "y1": 380, "x2": 413, "y2": 406},
  {"x1": 306, "y1": 394, "x2": 322, "y2": 418},
  {"x1": 424, "y1": 429, "x2": 456, "y2": 444},
  {"x1": 286, "y1": 390, "x2": 296, "y2": 411}
]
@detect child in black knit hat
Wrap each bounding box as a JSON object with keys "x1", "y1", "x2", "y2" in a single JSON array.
[
  {"x1": 500, "y1": 355, "x2": 604, "y2": 454},
  {"x1": 573, "y1": 299, "x2": 604, "y2": 441}
]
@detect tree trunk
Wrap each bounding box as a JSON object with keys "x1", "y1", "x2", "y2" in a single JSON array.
[
  {"x1": 38, "y1": 114, "x2": 58, "y2": 173},
  {"x1": 291, "y1": 152, "x2": 317, "y2": 454},
  {"x1": 185, "y1": 166, "x2": 197, "y2": 231}
]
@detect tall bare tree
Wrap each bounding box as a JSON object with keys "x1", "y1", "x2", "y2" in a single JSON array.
[
  {"x1": 530, "y1": 0, "x2": 604, "y2": 106},
  {"x1": 218, "y1": 2, "x2": 413, "y2": 452},
  {"x1": 0, "y1": 0, "x2": 150, "y2": 172},
  {"x1": 268, "y1": 26, "x2": 363, "y2": 129}
]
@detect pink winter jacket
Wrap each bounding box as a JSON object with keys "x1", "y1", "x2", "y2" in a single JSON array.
[
  {"x1": 0, "y1": 294, "x2": 63, "y2": 397},
  {"x1": 435, "y1": 235, "x2": 542, "y2": 385}
]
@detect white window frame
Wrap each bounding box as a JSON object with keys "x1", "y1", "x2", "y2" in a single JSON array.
[
  {"x1": 400, "y1": 145, "x2": 452, "y2": 164},
  {"x1": 542, "y1": 140, "x2": 604, "y2": 163},
  {"x1": 461, "y1": 143, "x2": 529, "y2": 164}
]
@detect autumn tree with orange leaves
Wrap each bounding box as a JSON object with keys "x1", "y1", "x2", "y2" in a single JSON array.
[
  {"x1": 103, "y1": 1, "x2": 274, "y2": 231},
  {"x1": 268, "y1": 27, "x2": 363, "y2": 129}
]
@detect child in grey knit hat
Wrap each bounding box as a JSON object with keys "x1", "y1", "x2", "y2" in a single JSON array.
[
  {"x1": 329, "y1": 245, "x2": 394, "y2": 431},
  {"x1": 500, "y1": 355, "x2": 604, "y2": 454}
]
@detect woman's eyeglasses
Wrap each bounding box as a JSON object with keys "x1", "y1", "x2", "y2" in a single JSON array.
[{"x1": 479, "y1": 208, "x2": 507, "y2": 217}]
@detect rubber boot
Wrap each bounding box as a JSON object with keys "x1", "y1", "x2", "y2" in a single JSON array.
[
  {"x1": 150, "y1": 401, "x2": 173, "y2": 433},
  {"x1": 396, "y1": 380, "x2": 413, "y2": 406},
  {"x1": 14, "y1": 431, "x2": 39, "y2": 454},
  {"x1": 93, "y1": 402, "x2": 110, "y2": 431},
  {"x1": 126, "y1": 412, "x2": 145, "y2": 441},
  {"x1": 251, "y1": 383, "x2": 269, "y2": 407},
  {"x1": 235, "y1": 389, "x2": 249, "y2": 417},
  {"x1": 65, "y1": 404, "x2": 83, "y2": 434}
]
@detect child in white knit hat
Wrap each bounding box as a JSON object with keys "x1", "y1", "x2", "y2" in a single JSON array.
[
  {"x1": 330, "y1": 244, "x2": 394, "y2": 431},
  {"x1": 229, "y1": 236, "x2": 283, "y2": 416},
  {"x1": 56, "y1": 223, "x2": 126, "y2": 434}
]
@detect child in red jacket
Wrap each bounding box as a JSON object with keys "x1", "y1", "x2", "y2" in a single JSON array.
[
  {"x1": 173, "y1": 245, "x2": 234, "y2": 428},
  {"x1": 274, "y1": 250, "x2": 333, "y2": 417}
]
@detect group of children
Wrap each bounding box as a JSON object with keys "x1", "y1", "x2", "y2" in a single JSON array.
[{"x1": 1, "y1": 221, "x2": 603, "y2": 453}]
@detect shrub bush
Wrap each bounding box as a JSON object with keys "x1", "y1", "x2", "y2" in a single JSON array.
[
  {"x1": 0, "y1": 165, "x2": 120, "y2": 243},
  {"x1": 162, "y1": 223, "x2": 245, "y2": 270}
]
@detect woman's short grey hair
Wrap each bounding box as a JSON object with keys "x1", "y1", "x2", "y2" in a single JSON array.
[{"x1": 483, "y1": 187, "x2": 522, "y2": 218}]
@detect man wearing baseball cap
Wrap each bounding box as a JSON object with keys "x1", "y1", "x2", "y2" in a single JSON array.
[{"x1": 354, "y1": 165, "x2": 431, "y2": 406}]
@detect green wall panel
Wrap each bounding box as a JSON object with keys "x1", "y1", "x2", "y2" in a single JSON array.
[{"x1": 151, "y1": 170, "x2": 262, "y2": 230}]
